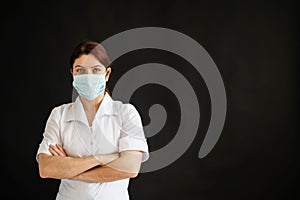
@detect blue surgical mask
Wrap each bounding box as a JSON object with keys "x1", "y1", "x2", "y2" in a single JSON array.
[{"x1": 72, "y1": 74, "x2": 106, "y2": 100}]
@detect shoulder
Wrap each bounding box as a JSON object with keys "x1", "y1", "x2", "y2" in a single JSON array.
[
  {"x1": 52, "y1": 102, "x2": 73, "y2": 112},
  {"x1": 48, "y1": 102, "x2": 74, "y2": 118},
  {"x1": 110, "y1": 97, "x2": 140, "y2": 117}
]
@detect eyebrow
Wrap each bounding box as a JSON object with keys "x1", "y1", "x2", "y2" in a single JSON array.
[{"x1": 74, "y1": 65, "x2": 103, "y2": 68}]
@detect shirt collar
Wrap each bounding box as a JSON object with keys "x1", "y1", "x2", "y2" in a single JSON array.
[{"x1": 64, "y1": 92, "x2": 118, "y2": 124}]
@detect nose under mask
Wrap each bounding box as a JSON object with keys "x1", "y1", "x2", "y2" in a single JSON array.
[{"x1": 72, "y1": 74, "x2": 106, "y2": 100}]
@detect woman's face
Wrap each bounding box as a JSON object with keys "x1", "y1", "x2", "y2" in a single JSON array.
[{"x1": 71, "y1": 54, "x2": 111, "y2": 81}]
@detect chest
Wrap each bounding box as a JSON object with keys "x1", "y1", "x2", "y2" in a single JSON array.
[{"x1": 60, "y1": 115, "x2": 122, "y2": 157}]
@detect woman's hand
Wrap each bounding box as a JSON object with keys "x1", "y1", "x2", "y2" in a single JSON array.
[{"x1": 49, "y1": 144, "x2": 67, "y2": 156}]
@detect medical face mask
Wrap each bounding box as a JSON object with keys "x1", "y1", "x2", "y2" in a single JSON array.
[{"x1": 72, "y1": 74, "x2": 106, "y2": 100}]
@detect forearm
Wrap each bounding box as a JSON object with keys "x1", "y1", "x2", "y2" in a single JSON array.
[
  {"x1": 38, "y1": 153, "x2": 99, "y2": 179},
  {"x1": 71, "y1": 150, "x2": 142, "y2": 183},
  {"x1": 94, "y1": 152, "x2": 119, "y2": 165},
  {"x1": 71, "y1": 165, "x2": 137, "y2": 183}
]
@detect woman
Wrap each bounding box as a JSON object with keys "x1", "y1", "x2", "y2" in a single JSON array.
[{"x1": 36, "y1": 40, "x2": 149, "y2": 200}]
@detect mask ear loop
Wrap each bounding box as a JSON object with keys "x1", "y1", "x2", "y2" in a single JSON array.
[{"x1": 104, "y1": 64, "x2": 112, "y2": 96}]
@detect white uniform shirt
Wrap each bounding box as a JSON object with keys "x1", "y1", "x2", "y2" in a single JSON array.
[{"x1": 36, "y1": 92, "x2": 149, "y2": 200}]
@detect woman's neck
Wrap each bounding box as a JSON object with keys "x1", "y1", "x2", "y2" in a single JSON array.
[{"x1": 80, "y1": 92, "x2": 105, "y2": 113}]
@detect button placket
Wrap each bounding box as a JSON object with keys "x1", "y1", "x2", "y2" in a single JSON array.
[{"x1": 90, "y1": 126, "x2": 95, "y2": 154}]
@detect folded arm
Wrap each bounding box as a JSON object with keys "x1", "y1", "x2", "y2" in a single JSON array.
[
  {"x1": 41, "y1": 144, "x2": 142, "y2": 182},
  {"x1": 71, "y1": 150, "x2": 143, "y2": 183},
  {"x1": 37, "y1": 144, "x2": 119, "y2": 180}
]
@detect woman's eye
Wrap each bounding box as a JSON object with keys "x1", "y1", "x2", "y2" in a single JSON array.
[
  {"x1": 93, "y1": 68, "x2": 101, "y2": 72},
  {"x1": 77, "y1": 69, "x2": 85, "y2": 73}
]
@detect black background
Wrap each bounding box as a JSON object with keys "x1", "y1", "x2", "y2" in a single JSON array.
[{"x1": 2, "y1": 0, "x2": 299, "y2": 199}]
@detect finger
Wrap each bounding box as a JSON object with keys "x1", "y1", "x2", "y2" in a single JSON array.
[
  {"x1": 49, "y1": 144, "x2": 55, "y2": 153},
  {"x1": 56, "y1": 144, "x2": 66, "y2": 156},
  {"x1": 50, "y1": 144, "x2": 64, "y2": 156},
  {"x1": 56, "y1": 144, "x2": 64, "y2": 152},
  {"x1": 49, "y1": 145, "x2": 58, "y2": 155},
  {"x1": 49, "y1": 146, "x2": 58, "y2": 156}
]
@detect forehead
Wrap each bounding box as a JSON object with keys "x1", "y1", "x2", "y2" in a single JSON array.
[{"x1": 73, "y1": 54, "x2": 105, "y2": 67}]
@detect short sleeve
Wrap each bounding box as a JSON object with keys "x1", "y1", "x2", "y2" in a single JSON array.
[
  {"x1": 118, "y1": 104, "x2": 149, "y2": 162},
  {"x1": 36, "y1": 107, "x2": 62, "y2": 162}
]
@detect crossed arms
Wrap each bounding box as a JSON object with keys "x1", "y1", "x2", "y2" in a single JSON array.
[{"x1": 38, "y1": 144, "x2": 143, "y2": 183}]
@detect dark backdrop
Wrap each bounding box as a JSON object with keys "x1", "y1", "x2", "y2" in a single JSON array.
[{"x1": 2, "y1": 0, "x2": 299, "y2": 199}]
